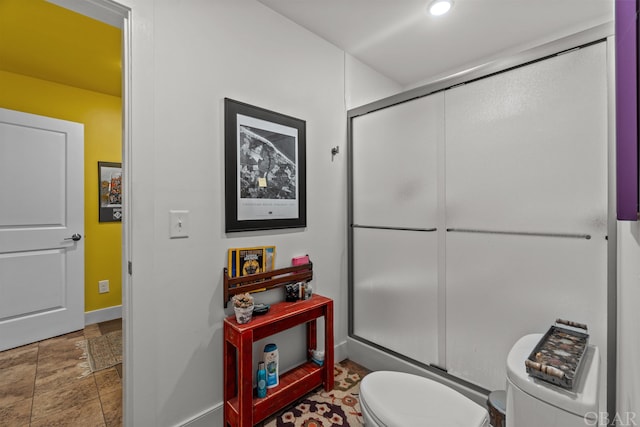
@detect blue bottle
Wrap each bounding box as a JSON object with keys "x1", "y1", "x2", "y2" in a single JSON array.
[
  {"x1": 264, "y1": 343, "x2": 279, "y2": 388},
  {"x1": 256, "y1": 362, "x2": 267, "y2": 398}
]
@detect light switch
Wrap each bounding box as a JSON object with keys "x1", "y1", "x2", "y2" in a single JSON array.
[{"x1": 169, "y1": 210, "x2": 189, "y2": 238}]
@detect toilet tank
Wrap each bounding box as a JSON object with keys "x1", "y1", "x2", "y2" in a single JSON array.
[{"x1": 505, "y1": 334, "x2": 600, "y2": 427}]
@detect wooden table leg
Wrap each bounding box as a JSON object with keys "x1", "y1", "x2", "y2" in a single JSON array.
[
  {"x1": 306, "y1": 319, "x2": 317, "y2": 358},
  {"x1": 224, "y1": 333, "x2": 236, "y2": 426},
  {"x1": 324, "y1": 300, "x2": 334, "y2": 391},
  {"x1": 237, "y1": 330, "x2": 254, "y2": 427}
]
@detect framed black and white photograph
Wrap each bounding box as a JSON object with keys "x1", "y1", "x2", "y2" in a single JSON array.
[
  {"x1": 224, "y1": 98, "x2": 306, "y2": 232},
  {"x1": 98, "y1": 161, "x2": 122, "y2": 222}
]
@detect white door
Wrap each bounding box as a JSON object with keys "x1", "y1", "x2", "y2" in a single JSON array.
[{"x1": 0, "y1": 108, "x2": 84, "y2": 351}]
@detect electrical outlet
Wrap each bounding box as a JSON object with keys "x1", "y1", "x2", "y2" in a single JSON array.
[{"x1": 99, "y1": 280, "x2": 110, "y2": 294}]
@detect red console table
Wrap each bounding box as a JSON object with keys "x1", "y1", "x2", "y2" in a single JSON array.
[{"x1": 223, "y1": 294, "x2": 334, "y2": 427}]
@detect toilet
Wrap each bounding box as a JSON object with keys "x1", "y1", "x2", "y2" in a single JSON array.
[
  {"x1": 359, "y1": 371, "x2": 489, "y2": 427},
  {"x1": 505, "y1": 333, "x2": 600, "y2": 427},
  {"x1": 359, "y1": 333, "x2": 600, "y2": 427}
]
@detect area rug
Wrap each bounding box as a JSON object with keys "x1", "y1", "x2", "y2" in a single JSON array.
[
  {"x1": 263, "y1": 361, "x2": 367, "y2": 427},
  {"x1": 76, "y1": 330, "x2": 122, "y2": 375}
]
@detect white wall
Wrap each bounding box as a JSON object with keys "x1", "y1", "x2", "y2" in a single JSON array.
[
  {"x1": 121, "y1": 0, "x2": 397, "y2": 425},
  {"x1": 617, "y1": 223, "x2": 640, "y2": 422},
  {"x1": 345, "y1": 54, "x2": 402, "y2": 109}
]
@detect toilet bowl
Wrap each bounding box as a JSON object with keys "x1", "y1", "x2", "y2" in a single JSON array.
[{"x1": 359, "y1": 371, "x2": 489, "y2": 427}]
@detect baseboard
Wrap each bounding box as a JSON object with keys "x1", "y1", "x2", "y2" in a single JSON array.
[
  {"x1": 347, "y1": 336, "x2": 489, "y2": 407},
  {"x1": 335, "y1": 339, "x2": 348, "y2": 363},
  {"x1": 84, "y1": 305, "x2": 122, "y2": 325},
  {"x1": 176, "y1": 403, "x2": 222, "y2": 427}
]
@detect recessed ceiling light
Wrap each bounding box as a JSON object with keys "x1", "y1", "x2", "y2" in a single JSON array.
[{"x1": 428, "y1": 0, "x2": 453, "y2": 16}]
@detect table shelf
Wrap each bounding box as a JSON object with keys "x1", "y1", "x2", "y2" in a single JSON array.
[{"x1": 223, "y1": 295, "x2": 334, "y2": 426}]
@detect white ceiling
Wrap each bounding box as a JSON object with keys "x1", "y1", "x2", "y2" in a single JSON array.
[{"x1": 258, "y1": 0, "x2": 614, "y2": 88}]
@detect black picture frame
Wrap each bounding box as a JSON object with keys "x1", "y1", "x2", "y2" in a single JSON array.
[
  {"x1": 98, "y1": 161, "x2": 122, "y2": 222},
  {"x1": 224, "y1": 98, "x2": 306, "y2": 232}
]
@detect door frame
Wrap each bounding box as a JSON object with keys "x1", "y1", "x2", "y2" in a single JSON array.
[
  {"x1": 121, "y1": 9, "x2": 133, "y2": 427},
  {"x1": 48, "y1": 1, "x2": 133, "y2": 425}
]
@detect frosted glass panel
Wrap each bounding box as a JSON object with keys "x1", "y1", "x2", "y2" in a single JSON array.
[
  {"x1": 349, "y1": 41, "x2": 609, "y2": 398},
  {"x1": 445, "y1": 232, "x2": 607, "y2": 391},
  {"x1": 353, "y1": 227, "x2": 438, "y2": 364},
  {"x1": 445, "y1": 43, "x2": 607, "y2": 234},
  {"x1": 352, "y1": 93, "x2": 442, "y2": 229}
]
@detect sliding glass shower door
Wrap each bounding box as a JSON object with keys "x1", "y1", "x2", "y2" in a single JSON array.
[{"x1": 351, "y1": 93, "x2": 444, "y2": 366}]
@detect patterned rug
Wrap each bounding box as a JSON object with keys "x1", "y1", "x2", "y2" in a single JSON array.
[
  {"x1": 263, "y1": 360, "x2": 368, "y2": 427},
  {"x1": 76, "y1": 330, "x2": 122, "y2": 375}
]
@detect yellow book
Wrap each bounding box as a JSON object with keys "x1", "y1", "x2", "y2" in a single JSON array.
[
  {"x1": 237, "y1": 247, "x2": 265, "y2": 276},
  {"x1": 227, "y1": 246, "x2": 277, "y2": 279}
]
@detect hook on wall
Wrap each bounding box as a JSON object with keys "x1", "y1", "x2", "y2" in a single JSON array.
[{"x1": 331, "y1": 146, "x2": 339, "y2": 161}]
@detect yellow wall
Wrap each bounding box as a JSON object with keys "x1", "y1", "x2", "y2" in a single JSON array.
[{"x1": 0, "y1": 70, "x2": 122, "y2": 312}]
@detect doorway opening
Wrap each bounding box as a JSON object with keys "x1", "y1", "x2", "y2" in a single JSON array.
[{"x1": 50, "y1": 0, "x2": 133, "y2": 424}]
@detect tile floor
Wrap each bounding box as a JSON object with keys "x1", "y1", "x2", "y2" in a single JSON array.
[{"x1": 0, "y1": 319, "x2": 122, "y2": 426}]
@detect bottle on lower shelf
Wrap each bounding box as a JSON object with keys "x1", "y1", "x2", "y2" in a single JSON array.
[
  {"x1": 264, "y1": 343, "x2": 279, "y2": 388},
  {"x1": 257, "y1": 362, "x2": 267, "y2": 398},
  {"x1": 311, "y1": 349, "x2": 324, "y2": 366}
]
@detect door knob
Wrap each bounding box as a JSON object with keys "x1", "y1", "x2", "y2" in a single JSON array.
[{"x1": 64, "y1": 233, "x2": 82, "y2": 241}]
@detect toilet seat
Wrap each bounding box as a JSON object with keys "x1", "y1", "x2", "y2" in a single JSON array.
[{"x1": 359, "y1": 371, "x2": 488, "y2": 427}]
